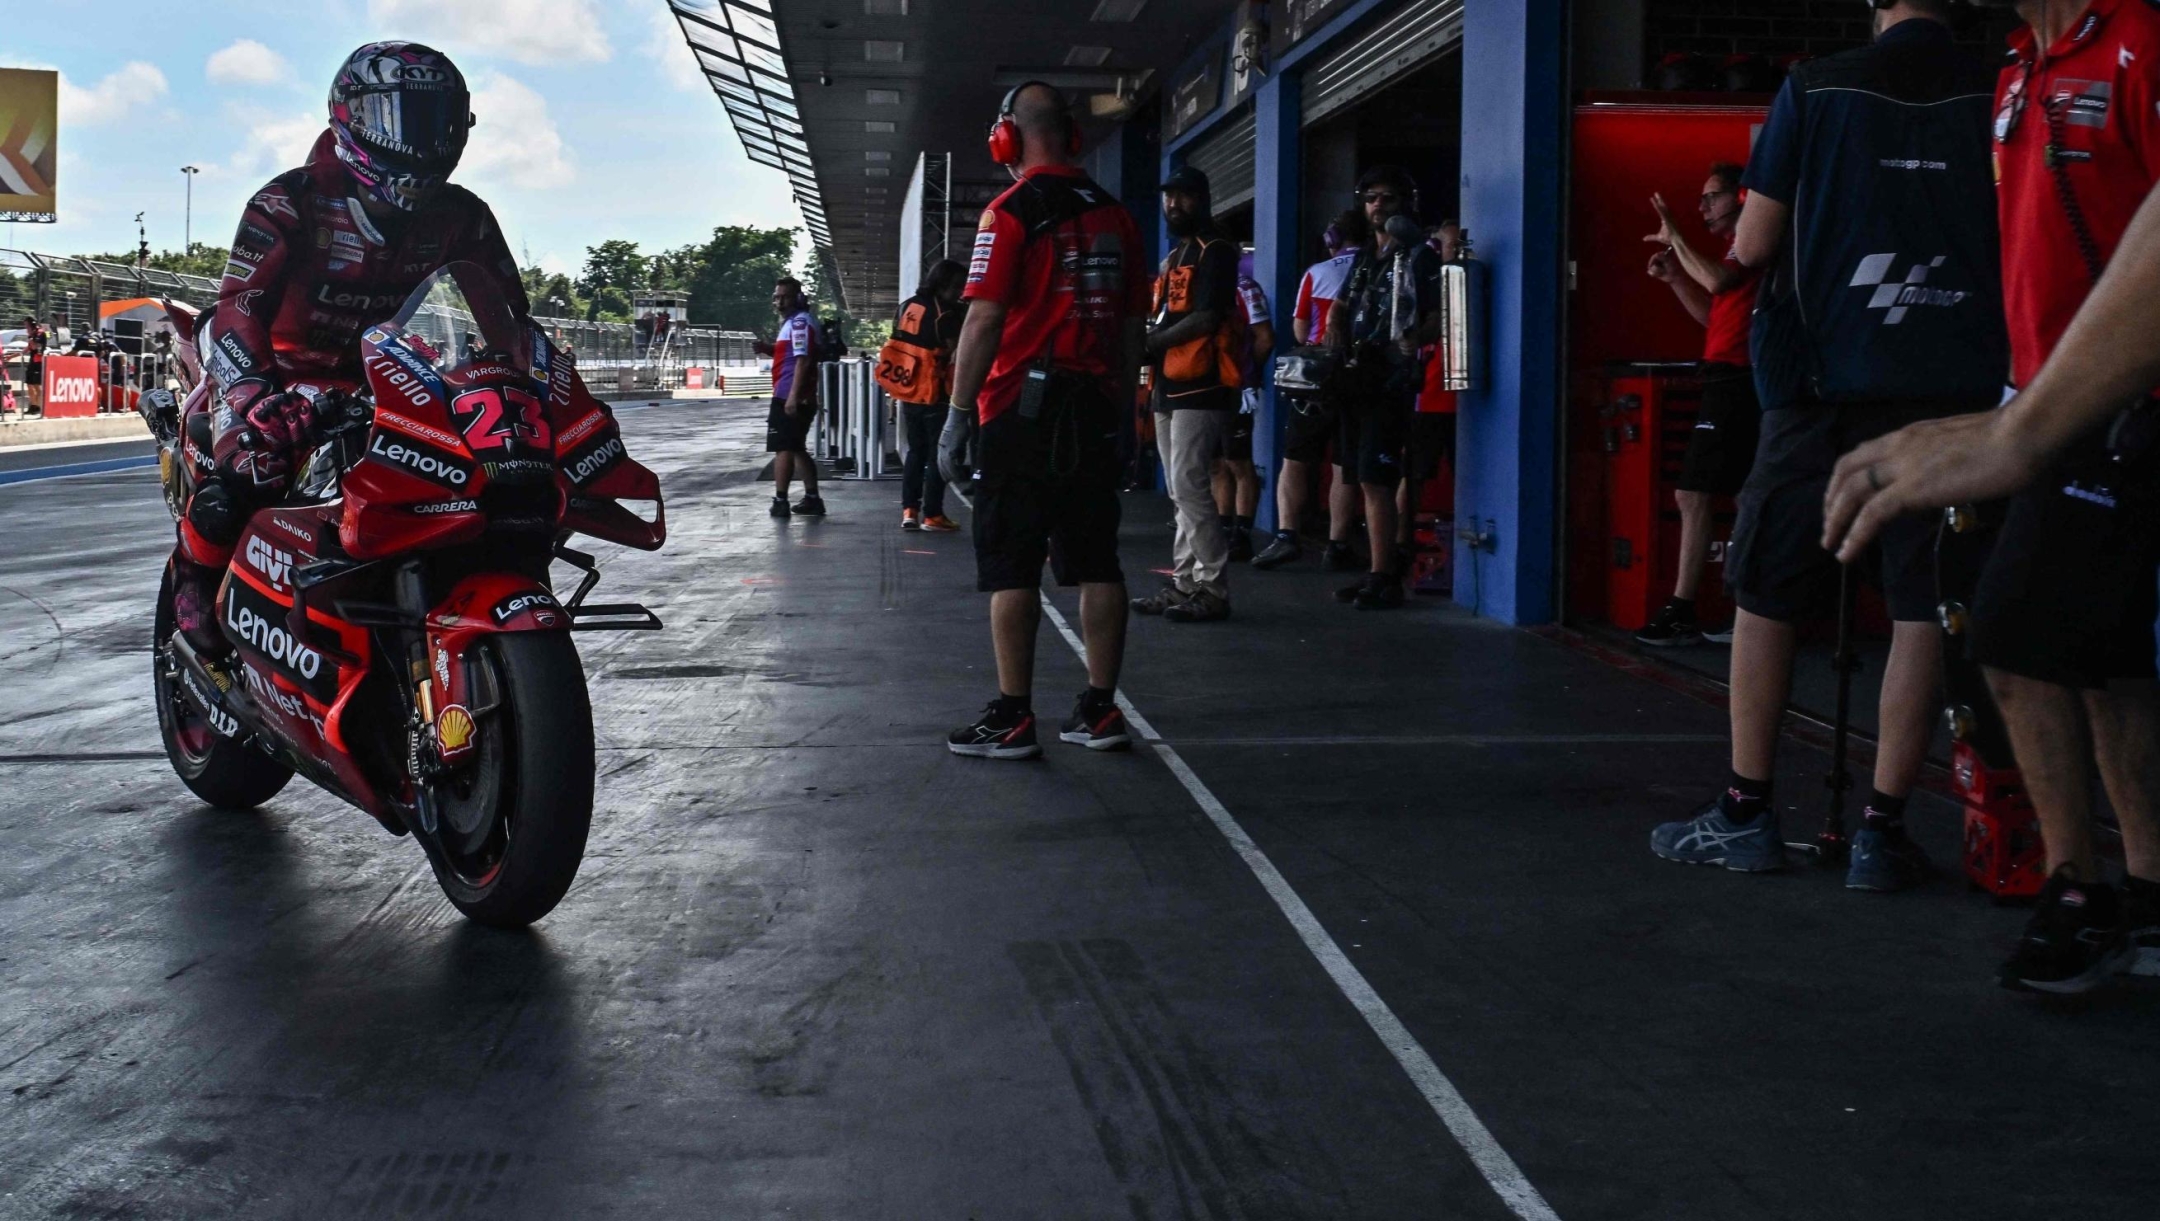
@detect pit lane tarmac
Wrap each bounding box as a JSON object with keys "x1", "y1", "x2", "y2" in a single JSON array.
[{"x1": 1, "y1": 400, "x2": 2155, "y2": 1219}]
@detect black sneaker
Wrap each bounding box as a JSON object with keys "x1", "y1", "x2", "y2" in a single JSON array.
[
  {"x1": 1251, "y1": 532, "x2": 1302, "y2": 569},
  {"x1": 2121, "y1": 878, "x2": 2160, "y2": 978},
  {"x1": 1060, "y1": 695, "x2": 1132, "y2": 751},
  {"x1": 1131, "y1": 585, "x2": 1189, "y2": 616},
  {"x1": 1999, "y1": 868, "x2": 2132, "y2": 994},
  {"x1": 793, "y1": 494, "x2": 827, "y2": 517},
  {"x1": 1321, "y1": 541, "x2": 1359, "y2": 572},
  {"x1": 769, "y1": 495, "x2": 791, "y2": 519},
  {"x1": 948, "y1": 701, "x2": 1042, "y2": 760},
  {"x1": 1353, "y1": 578, "x2": 1405, "y2": 610},
  {"x1": 1163, "y1": 588, "x2": 1231, "y2": 623},
  {"x1": 1226, "y1": 528, "x2": 1254, "y2": 564},
  {"x1": 1634, "y1": 602, "x2": 1702, "y2": 648}
]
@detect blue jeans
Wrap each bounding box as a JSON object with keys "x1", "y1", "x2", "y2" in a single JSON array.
[{"x1": 902, "y1": 403, "x2": 947, "y2": 516}]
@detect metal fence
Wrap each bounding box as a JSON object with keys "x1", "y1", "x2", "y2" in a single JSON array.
[{"x1": 0, "y1": 247, "x2": 758, "y2": 393}]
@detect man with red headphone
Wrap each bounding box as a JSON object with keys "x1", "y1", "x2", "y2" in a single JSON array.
[{"x1": 943, "y1": 83, "x2": 1150, "y2": 761}]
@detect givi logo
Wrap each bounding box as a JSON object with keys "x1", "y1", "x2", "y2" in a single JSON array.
[{"x1": 41, "y1": 355, "x2": 101, "y2": 419}]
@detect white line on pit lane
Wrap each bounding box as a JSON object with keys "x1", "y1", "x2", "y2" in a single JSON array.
[{"x1": 1040, "y1": 593, "x2": 1564, "y2": 1221}]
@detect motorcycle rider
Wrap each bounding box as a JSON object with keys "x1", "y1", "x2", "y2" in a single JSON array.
[{"x1": 172, "y1": 42, "x2": 533, "y2": 652}]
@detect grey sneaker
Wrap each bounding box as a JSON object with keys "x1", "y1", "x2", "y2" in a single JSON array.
[
  {"x1": 1163, "y1": 589, "x2": 1231, "y2": 623},
  {"x1": 1651, "y1": 799, "x2": 1789, "y2": 872},
  {"x1": 1251, "y1": 532, "x2": 1302, "y2": 569},
  {"x1": 1131, "y1": 585, "x2": 1190, "y2": 616},
  {"x1": 1845, "y1": 826, "x2": 1934, "y2": 893}
]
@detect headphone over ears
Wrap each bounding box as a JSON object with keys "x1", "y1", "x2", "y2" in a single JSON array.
[{"x1": 988, "y1": 80, "x2": 1082, "y2": 167}]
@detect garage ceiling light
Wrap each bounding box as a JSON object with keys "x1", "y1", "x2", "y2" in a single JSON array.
[
  {"x1": 1090, "y1": 0, "x2": 1148, "y2": 21},
  {"x1": 1064, "y1": 46, "x2": 1113, "y2": 68},
  {"x1": 863, "y1": 0, "x2": 908, "y2": 12},
  {"x1": 864, "y1": 40, "x2": 905, "y2": 63},
  {"x1": 865, "y1": 120, "x2": 895, "y2": 133},
  {"x1": 864, "y1": 150, "x2": 892, "y2": 161},
  {"x1": 866, "y1": 88, "x2": 901, "y2": 105}
]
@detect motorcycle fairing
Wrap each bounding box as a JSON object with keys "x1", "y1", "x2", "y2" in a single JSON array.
[
  {"x1": 341, "y1": 327, "x2": 489, "y2": 559},
  {"x1": 540, "y1": 343, "x2": 665, "y2": 552}
]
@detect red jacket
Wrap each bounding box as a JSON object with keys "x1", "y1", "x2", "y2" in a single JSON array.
[{"x1": 206, "y1": 130, "x2": 529, "y2": 484}]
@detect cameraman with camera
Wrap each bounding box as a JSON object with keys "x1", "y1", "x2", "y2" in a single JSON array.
[{"x1": 1323, "y1": 166, "x2": 1445, "y2": 610}]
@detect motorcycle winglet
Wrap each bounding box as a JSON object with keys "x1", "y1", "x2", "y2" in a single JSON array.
[{"x1": 566, "y1": 603, "x2": 663, "y2": 632}]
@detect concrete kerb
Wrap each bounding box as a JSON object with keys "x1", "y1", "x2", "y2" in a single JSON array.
[{"x1": 0, "y1": 415, "x2": 151, "y2": 448}]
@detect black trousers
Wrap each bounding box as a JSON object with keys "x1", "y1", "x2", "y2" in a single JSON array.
[{"x1": 902, "y1": 403, "x2": 948, "y2": 516}]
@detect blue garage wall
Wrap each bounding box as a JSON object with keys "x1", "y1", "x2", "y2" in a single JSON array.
[
  {"x1": 1250, "y1": 70, "x2": 1302, "y2": 535},
  {"x1": 1455, "y1": 0, "x2": 1567, "y2": 624}
]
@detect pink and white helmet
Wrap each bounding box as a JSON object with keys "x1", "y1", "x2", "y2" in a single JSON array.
[{"x1": 328, "y1": 42, "x2": 471, "y2": 213}]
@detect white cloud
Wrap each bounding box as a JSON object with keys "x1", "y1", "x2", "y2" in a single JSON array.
[
  {"x1": 54, "y1": 62, "x2": 169, "y2": 127},
  {"x1": 206, "y1": 40, "x2": 293, "y2": 87},
  {"x1": 223, "y1": 110, "x2": 325, "y2": 180},
  {"x1": 648, "y1": 5, "x2": 707, "y2": 93},
  {"x1": 463, "y1": 72, "x2": 573, "y2": 191},
  {"x1": 366, "y1": 0, "x2": 612, "y2": 67}
]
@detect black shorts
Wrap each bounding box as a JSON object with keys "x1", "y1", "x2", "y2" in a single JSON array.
[
  {"x1": 765, "y1": 397, "x2": 814, "y2": 453},
  {"x1": 1409, "y1": 413, "x2": 1454, "y2": 483},
  {"x1": 1223, "y1": 410, "x2": 1255, "y2": 465},
  {"x1": 1728, "y1": 400, "x2": 1983, "y2": 623},
  {"x1": 1970, "y1": 426, "x2": 2160, "y2": 688},
  {"x1": 973, "y1": 383, "x2": 1125, "y2": 593},
  {"x1": 1283, "y1": 398, "x2": 1339, "y2": 465},
  {"x1": 1677, "y1": 364, "x2": 1761, "y2": 496},
  {"x1": 1337, "y1": 392, "x2": 1413, "y2": 488}
]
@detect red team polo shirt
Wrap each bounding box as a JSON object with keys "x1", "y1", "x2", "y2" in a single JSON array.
[
  {"x1": 1701, "y1": 242, "x2": 1761, "y2": 368},
  {"x1": 1996, "y1": 0, "x2": 2160, "y2": 386},
  {"x1": 963, "y1": 165, "x2": 1148, "y2": 423}
]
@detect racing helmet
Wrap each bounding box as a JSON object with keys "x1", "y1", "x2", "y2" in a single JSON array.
[{"x1": 328, "y1": 42, "x2": 472, "y2": 213}]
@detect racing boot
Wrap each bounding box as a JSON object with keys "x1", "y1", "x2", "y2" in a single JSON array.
[{"x1": 170, "y1": 557, "x2": 229, "y2": 658}]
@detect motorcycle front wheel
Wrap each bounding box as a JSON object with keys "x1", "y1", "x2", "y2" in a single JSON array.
[
  {"x1": 152, "y1": 567, "x2": 293, "y2": 810},
  {"x1": 427, "y1": 633, "x2": 595, "y2": 928}
]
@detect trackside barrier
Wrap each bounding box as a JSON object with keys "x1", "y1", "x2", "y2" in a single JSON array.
[{"x1": 815, "y1": 359, "x2": 895, "y2": 480}]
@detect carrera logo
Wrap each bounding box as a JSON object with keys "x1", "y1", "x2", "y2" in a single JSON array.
[
  {"x1": 411, "y1": 498, "x2": 479, "y2": 515},
  {"x1": 491, "y1": 592, "x2": 559, "y2": 624},
  {"x1": 563, "y1": 435, "x2": 625, "y2": 486},
  {"x1": 377, "y1": 410, "x2": 463, "y2": 450},
  {"x1": 369, "y1": 433, "x2": 474, "y2": 488},
  {"x1": 244, "y1": 535, "x2": 295, "y2": 591},
  {"x1": 1850, "y1": 254, "x2": 1972, "y2": 326}
]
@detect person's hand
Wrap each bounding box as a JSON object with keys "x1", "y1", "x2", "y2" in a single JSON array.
[
  {"x1": 1821, "y1": 409, "x2": 2038, "y2": 562},
  {"x1": 1647, "y1": 248, "x2": 1681, "y2": 283},
  {"x1": 785, "y1": 399, "x2": 806, "y2": 418},
  {"x1": 1642, "y1": 193, "x2": 1681, "y2": 250},
  {"x1": 241, "y1": 390, "x2": 319, "y2": 458},
  {"x1": 938, "y1": 405, "x2": 975, "y2": 486}
]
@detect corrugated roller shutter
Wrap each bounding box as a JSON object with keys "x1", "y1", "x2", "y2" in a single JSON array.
[
  {"x1": 1302, "y1": 0, "x2": 1465, "y2": 129},
  {"x1": 1183, "y1": 106, "x2": 1259, "y2": 212}
]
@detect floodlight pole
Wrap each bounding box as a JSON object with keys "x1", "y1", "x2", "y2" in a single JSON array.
[{"x1": 181, "y1": 166, "x2": 200, "y2": 253}]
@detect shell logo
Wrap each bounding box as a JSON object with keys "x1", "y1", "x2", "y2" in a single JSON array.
[{"x1": 436, "y1": 705, "x2": 476, "y2": 754}]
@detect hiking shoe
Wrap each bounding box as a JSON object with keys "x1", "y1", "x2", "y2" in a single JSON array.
[
  {"x1": 1635, "y1": 603, "x2": 1702, "y2": 648},
  {"x1": 1845, "y1": 826, "x2": 1934, "y2": 893},
  {"x1": 902, "y1": 508, "x2": 921, "y2": 531},
  {"x1": 1999, "y1": 868, "x2": 2130, "y2": 994},
  {"x1": 793, "y1": 494, "x2": 827, "y2": 517},
  {"x1": 2122, "y1": 880, "x2": 2160, "y2": 978},
  {"x1": 770, "y1": 495, "x2": 791, "y2": 519},
  {"x1": 1132, "y1": 585, "x2": 1190, "y2": 616},
  {"x1": 948, "y1": 701, "x2": 1042, "y2": 760},
  {"x1": 1060, "y1": 695, "x2": 1132, "y2": 752},
  {"x1": 1321, "y1": 541, "x2": 1360, "y2": 572},
  {"x1": 1650, "y1": 799, "x2": 1789, "y2": 872},
  {"x1": 1226, "y1": 528, "x2": 1254, "y2": 564},
  {"x1": 1251, "y1": 532, "x2": 1302, "y2": 569},
  {"x1": 1163, "y1": 589, "x2": 1231, "y2": 623},
  {"x1": 921, "y1": 514, "x2": 960, "y2": 533},
  {"x1": 1353, "y1": 578, "x2": 1405, "y2": 611}
]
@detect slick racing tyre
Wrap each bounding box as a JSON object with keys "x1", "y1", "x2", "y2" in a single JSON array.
[
  {"x1": 152, "y1": 568, "x2": 294, "y2": 810},
  {"x1": 427, "y1": 633, "x2": 595, "y2": 929}
]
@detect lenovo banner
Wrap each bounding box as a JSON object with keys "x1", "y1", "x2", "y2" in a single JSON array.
[
  {"x1": 0, "y1": 68, "x2": 59, "y2": 223},
  {"x1": 42, "y1": 355, "x2": 100, "y2": 418}
]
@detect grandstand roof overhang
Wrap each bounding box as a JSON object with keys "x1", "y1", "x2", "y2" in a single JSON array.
[{"x1": 667, "y1": 0, "x2": 1241, "y2": 314}]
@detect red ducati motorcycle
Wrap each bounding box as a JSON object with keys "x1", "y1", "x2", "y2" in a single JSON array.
[{"x1": 143, "y1": 263, "x2": 665, "y2": 927}]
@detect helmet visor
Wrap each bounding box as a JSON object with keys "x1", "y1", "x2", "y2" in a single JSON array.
[{"x1": 347, "y1": 86, "x2": 468, "y2": 174}]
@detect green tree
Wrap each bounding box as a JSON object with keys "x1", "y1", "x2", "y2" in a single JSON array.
[
  {"x1": 577, "y1": 239, "x2": 647, "y2": 304},
  {"x1": 665, "y1": 224, "x2": 799, "y2": 334}
]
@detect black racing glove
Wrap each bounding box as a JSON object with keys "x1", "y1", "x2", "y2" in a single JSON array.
[{"x1": 937, "y1": 405, "x2": 975, "y2": 487}]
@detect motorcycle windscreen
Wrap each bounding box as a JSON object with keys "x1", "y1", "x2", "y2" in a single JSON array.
[{"x1": 384, "y1": 261, "x2": 531, "y2": 381}]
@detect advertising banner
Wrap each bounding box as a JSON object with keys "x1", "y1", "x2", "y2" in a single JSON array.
[
  {"x1": 685, "y1": 367, "x2": 705, "y2": 390},
  {"x1": 0, "y1": 68, "x2": 59, "y2": 223},
  {"x1": 1271, "y1": 0, "x2": 1357, "y2": 58},
  {"x1": 42, "y1": 355, "x2": 100, "y2": 418}
]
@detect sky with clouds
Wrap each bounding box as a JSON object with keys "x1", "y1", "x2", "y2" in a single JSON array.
[{"x1": 3, "y1": 0, "x2": 803, "y2": 276}]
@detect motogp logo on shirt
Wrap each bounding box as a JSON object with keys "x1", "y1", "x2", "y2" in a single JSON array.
[{"x1": 1849, "y1": 254, "x2": 1971, "y2": 325}]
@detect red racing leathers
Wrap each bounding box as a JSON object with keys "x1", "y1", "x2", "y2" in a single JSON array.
[{"x1": 202, "y1": 129, "x2": 530, "y2": 491}]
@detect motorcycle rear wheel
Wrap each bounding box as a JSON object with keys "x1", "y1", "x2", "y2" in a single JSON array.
[
  {"x1": 152, "y1": 567, "x2": 294, "y2": 810},
  {"x1": 427, "y1": 633, "x2": 595, "y2": 928}
]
